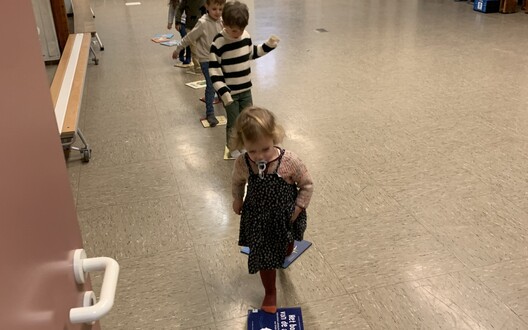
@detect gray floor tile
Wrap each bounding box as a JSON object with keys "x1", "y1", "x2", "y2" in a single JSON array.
[
  {"x1": 412, "y1": 193, "x2": 528, "y2": 268},
  {"x1": 355, "y1": 271, "x2": 527, "y2": 329},
  {"x1": 85, "y1": 128, "x2": 168, "y2": 169},
  {"x1": 301, "y1": 295, "x2": 371, "y2": 330},
  {"x1": 77, "y1": 159, "x2": 179, "y2": 210},
  {"x1": 66, "y1": 162, "x2": 81, "y2": 205},
  {"x1": 78, "y1": 196, "x2": 192, "y2": 260},
  {"x1": 178, "y1": 188, "x2": 240, "y2": 244},
  {"x1": 91, "y1": 248, "x2": 215, "y2": 329},
  {"x1": 473, "y1": 258, "x2": 528, "y2": 325},
  {"x1": 311, "y1": 210, "x2": 466, "y2": 292}
]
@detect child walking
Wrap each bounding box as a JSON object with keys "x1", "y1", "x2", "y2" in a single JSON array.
[
  {"x1": 175, "y1": 0, "x2": 206, "y2": 72},
  {"x1": 172, "y1": 0, "x2": 225, "y2": 127},
  {"x1": 231, "y1": 106, "x2": 314, "y2": 313},
  {"x1": 168, "y1": 0, "x2": 191, "y2": 66},
  {"x1": 209, "y1": 1, "x2": 280, "y2": 158}
]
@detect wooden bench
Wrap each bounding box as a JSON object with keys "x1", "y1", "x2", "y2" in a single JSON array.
[{"x1": 50, "y1": 33, "x2": 93, "y2": 162}]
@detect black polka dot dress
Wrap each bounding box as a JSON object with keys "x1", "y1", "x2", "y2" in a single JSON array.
[{"x1": 238, "y1": 149, "x2": 307, "y2": 274}]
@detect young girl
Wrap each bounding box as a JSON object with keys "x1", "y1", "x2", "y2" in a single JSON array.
[{"x1": 231, "y1": 106, "x2": 314, "y2": 314}]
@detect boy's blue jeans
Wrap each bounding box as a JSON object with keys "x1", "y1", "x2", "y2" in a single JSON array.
[
  {"x1": 225, "y1": 90, "x2": 253, "y2": 147},
  {"x1": 199, "y1": 61, "x2": 215, "y2": 117},
  {"x1": 178, "y1": 24, "x2": 191, "y2": 64}
]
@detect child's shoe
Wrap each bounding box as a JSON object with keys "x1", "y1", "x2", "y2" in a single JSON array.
[{"x1": 206, "y1": 114, "x2": 219, "y2": 127}]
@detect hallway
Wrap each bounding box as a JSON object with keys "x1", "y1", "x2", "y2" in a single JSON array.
[{"x1": 68, "y1": 0, "x2": 528, "y2": 328}]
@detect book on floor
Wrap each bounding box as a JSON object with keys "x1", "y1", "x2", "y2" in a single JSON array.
[
  {"x1": 247, "y1": 307, "x2": 304, "y2": 329},
  {"x1": 200, "y1": 115, "x2": 227, "y2": 128},
  {"x1": 185, "y1": 80, "x2": 206, "y2": 89},
  {"x1": 160, "y1": 39, "x2": 181, "y2": 47},
  {"x1": 151, "y1": 33, "x2": 174, "y2": 43}
]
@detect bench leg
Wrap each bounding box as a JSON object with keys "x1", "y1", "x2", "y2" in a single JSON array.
[
  {"x1": 61, "y1": 136, "x2": 74, "y2": 160},
  {"x1": 70, "y1": 128, "x2": 91, "y2": 162},
  {"x1": 90, "y1": 45, "x2": 99, "y2": 65},
  {"x1": 92, "y1": 32, "x2": 104, "y2": 51}
]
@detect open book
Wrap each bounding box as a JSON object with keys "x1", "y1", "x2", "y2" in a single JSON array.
[{"x1": 151, "y1": 33, "x2": 174, "y2": 43}]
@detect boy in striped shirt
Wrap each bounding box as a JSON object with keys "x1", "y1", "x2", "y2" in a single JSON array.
[{"x1": 209, "y1": 0, "x2": 279, "y2": 158}]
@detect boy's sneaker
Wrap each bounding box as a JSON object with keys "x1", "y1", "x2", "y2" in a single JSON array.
[{"x1": 206, "y1": 115, "x2": 219, "y2": 127}]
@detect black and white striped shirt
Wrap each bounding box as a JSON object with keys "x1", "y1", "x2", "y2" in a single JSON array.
[{"x1": 209, "y1": 30, "x2": 276, "y2": 104}]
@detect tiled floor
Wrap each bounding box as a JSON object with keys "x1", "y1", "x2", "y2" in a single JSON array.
[{"x1": 67, "y1": 0, "x2": 528, "y2": 328}]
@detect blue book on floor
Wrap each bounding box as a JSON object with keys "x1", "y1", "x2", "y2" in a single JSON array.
[
  {"x1": 160, "y1": 39, "x2": 181, "y2": 47},
  {"x1": 151, "y1": 33, "x2": 174, "y2": 43},
  {"x1": 247, "y1": 307, "x2": 303, "y2": 330},
  {"x1": 240, "y1": 240, "x2": 312, "y2": 268}
]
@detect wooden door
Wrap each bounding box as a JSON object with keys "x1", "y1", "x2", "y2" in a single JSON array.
[{"x1": 0, "y1": 2, "x2": 99, "y2": 329}]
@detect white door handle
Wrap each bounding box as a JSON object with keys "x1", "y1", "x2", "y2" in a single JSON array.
[{"x1": 70, "y1": 249, "x2": 120, "y2": 324}]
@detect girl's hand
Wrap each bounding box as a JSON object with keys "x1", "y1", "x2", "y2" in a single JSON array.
[
  {"x1": 290, "y1": 205, "x2": 302, "y2": 223},
  {"x1": 233, "y1": 199, "x2": 243, "y2": 215}
]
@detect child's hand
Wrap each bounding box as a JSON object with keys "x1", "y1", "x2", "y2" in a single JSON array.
[
  {"x1": 175, "y1": 23, "x2": 181, "y2": 32},
  {"x1": 172, "y1": 48, "x2": 181, "y2": 59},
  {"x1": 266, "y1": 35, "x2": 280, "y2": 47},
  {"x1": 233, "y1": 199, "x2": 243, "y2": 215},
  {"x1": 290, "y1": 205, "x2": 302, "y2": 222},
  {"x1": 167, "y1": 23, "x2": 172, "y2": 30},
  {"x1": 221, "y1": 93, "x2": 234, "y2": 106}
]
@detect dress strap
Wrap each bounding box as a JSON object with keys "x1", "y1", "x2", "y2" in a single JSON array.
[
  {"x1": 244, "y1": 153, "x2": 255, "y2": 174},
  {"x1": 274, "y1": 148, "x2": 285, "y2": 174}
]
